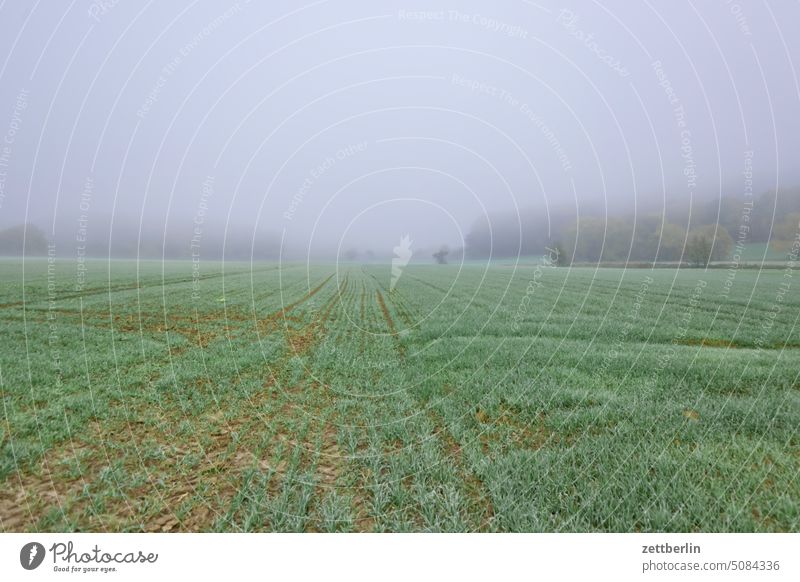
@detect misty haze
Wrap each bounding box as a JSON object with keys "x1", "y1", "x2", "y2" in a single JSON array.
[{"x1": 1, "y1": 1, "x2": 799, "y2": 539}]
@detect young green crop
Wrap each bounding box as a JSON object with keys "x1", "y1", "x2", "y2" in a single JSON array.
[{"x1": 0, "y1": 259, "x2": 797, "y2": 532}]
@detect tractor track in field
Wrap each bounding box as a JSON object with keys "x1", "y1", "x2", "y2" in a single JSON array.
[
  {"x1": 0, "y1": 269, "x2": 583, "y2": 533},
  {"x1": 203, "y1": 274, "x2": 349, "y2": 531},
  {"x1": 359, "y1": 283, "x2": 366, "y2": 322},
  {"x1": 0, "y1": 267, "x2": 280, "y2": 310},
  {"x1": 375, "y1": 290, "x2": 396, "y2": 334},
  {"x1": 426, "y1": 409, "x2": 495, "y2": 531},
  {"x1": 326, "y1": 279, "x2": 377, "y2": 531},
  {"x1": 135, "y1": 275, "x2": 348, "y2": 531},
  {"x1": 256, "y1": 273, "x2": 335, "y2": 336},
  {"x1": 406, "y1": 273, "x2": 450, "y2": 294},
  {"x1": 0, "y1": 272, "x2": 313, "y2": 357},
  {"x1": 5, "y1": 265, "x2": 800, "y2": 533},
  {"x1": 261, "y1": 274, "x2": 381, "y2": 532},
  {"x1": 0, "y1": 274, "x2": 323, "y2": 509},
  {"x1": 385, "y1": 287, "x2": 417, "y2": 328},
  {"x1": 358, "y1": 282, "x2": 368, "y2": 352},
  {"x1": 376, "y1": 289, "x2": 405, "y2": 358},
  {"x1": 213, "y1": 274, "x2": 353, "y2": 531},
  {"x1": 301, "y1": 277, "x2": 377, "y2": 530},
  {"x1": 348, "y1": 275, "x2": 494, "y2": 530},
  {"x1": 1, "y1": 271, "x2": 407, "y2": 533},
  {"x1": 0, "y1": 273, "x2": 343, "y2": 533},
  {"x1": 369, "y1": 274, "x2": 495, "y2": 529}
]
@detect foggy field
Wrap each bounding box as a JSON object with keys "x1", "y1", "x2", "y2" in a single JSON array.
[{"x1": 1, "y1": 259, "x2": 798, "y2": 532}]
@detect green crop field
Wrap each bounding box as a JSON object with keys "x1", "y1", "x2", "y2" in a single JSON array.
[{"x1": 0, "y1": 258, "x2": 798, "y2": 532}]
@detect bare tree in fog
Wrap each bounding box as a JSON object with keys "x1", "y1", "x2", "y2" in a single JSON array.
[{"x1": 433, "y1": 245, "x2": 449, "y2": 265}]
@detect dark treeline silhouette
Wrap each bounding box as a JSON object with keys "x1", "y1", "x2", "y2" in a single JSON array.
[
  {"x1": 0, "y1": 221, "x2": 285, "y2": 260},
  {"x1": 0, "y1": 224, "x2": 49, "y2": 255},
  {"x1": 4, "y1": 188, "x2": 799, "y2": 264},
  {"x1": 464, "y1": 188, "x2": 800, "y2": 264}
]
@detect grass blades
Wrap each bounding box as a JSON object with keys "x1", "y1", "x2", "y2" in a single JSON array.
[{"x1": 1, "y1": 259, "x2": 798, "y2": 532}]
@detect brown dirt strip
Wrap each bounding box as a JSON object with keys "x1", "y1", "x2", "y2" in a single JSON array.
[
  {"x1": 0, "y1": 268, "x2": 270, "y2": 309},
  {"x1": 0, "y1": 276, "x2": 339, "y2": 532},
  {"x1": 256, "y1": 273, "x2": 334, "y2": 336},
  {"x1": 203, "y1": 275, "x2": 351, "y2": 531},
  {"x1": 376, "y1": 289, "x2": 404, "y2": 357},
  {"x1": 427, "y1": 409, "x2": 495, "y2": 531},
  {"x1": 386, "y1": 289, "x2": 416, "y2": 327},
  {"x1": 195, "y1": 276, "x2": 349, "y2": 530},
  {"x1": 268, "y1": 275, "x2": 378, "y2": 531},
  {"x1": 267, "y1": 276, "x2": 358, "y2": 530},
  {"x1": 314, "y1": 279, "x2": 377, "y2": 531},
  {"x1": 0, "y1": 390, "x2": 283, "y2": 532},
  {"x1": 359, "y1": 283, "x2": 366, "y2": 322},
  {"x1": 1, "y1": 273, "x2": 383, "y2": 533}
]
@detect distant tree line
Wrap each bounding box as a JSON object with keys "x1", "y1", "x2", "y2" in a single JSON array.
[
  {"x1": 464, "y1": 188, "x2": 800, "y2": 266},
  {"x1": 0, "y1": 221, "x2": 286, "y2": 259},
  {"x1": 0, "y1": 224, "x2": 48, "y2": 255}
]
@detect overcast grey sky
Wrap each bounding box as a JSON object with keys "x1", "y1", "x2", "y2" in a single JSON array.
[{"x1": 0, "y1": 0, "x2": 798, "y2": 255}]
